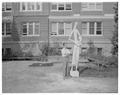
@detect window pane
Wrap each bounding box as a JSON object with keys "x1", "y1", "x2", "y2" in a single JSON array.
[
  {"x1": 6, "y1": 3, "x2": 12, "y2": 10},
  {"x1": 6, "y1": 23, "x2": 11, "y2": 35},
  {"x1": 51, "y1": 3, "x2": 57, "y2": 10},
  {"x1": 65, "y1": 22, "x2": 72, "y2": 35},
  {"x1": 81, "y1": 3, "x2": 88, "y2": 9},
  {"x1": 58, "y1": 22, "x2": 64, "y2": 35},
  {"x1": 96, "y1": 3, "x2": 102, "y2": 10},
  {"x1": 27, "y1": 3, "x2": 34, "y2": 10},
  {"x1": 36, "y1": 3, "x2": 41, "y2": 10},
  {"x1": 66, "y1": 4, "x2": 72, "y2": 10},
  {"x1": 5, "y1": 48, "x2": 12, "y2": 55},
  {"x1": 23, "y1": 23, "x2": 27, "y2": 35},
  {"x1": 28, "y1": 23, "x2": 33, "y2": 35},
  {"x1": 2, "y1": 3, "x2": 5, "y2": 11},
  {"x1": 96, "y1": 22, "x2": 102, "y2": 35},
  {"x1": 82, "y1": 22, "x2": 87, "y2": 35},
  {"x1": 89, "y1": 22, "x2": 94, "y2": 35},
  {"x1": 22, "y1": 3, "x2": 26, "y2": 10},
  {"x1": 89, "y1": 3, "x2": 95, "y2": 9},
  {"x1": 58, "y1": 4, "x2": 64, "y2": 10},
  {"x1": 2, "y1": 23, "x2": 4, "y2": 35},
  {"x1": 35, "y1": 23, "x2": 40, "y2": 35},
  {"x1": 97, "y1": 48, "x2": 102, "y2": 55},
  {"x1": 51, "y1": 22, "x2": 57, "y2": 35}
]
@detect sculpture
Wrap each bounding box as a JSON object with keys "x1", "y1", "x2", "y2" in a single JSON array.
[{"x1": 69, "y1": 22, "x2": 82, "y2": 77}]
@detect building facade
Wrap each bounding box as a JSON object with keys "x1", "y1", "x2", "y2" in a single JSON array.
[{"x1": 2, "y1": 2, "x2": 115, "y2": 57}]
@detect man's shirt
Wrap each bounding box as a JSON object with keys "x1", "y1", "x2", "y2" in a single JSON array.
[{"x1": 61, "y1": 48, "x2": 70, "y2": 57}]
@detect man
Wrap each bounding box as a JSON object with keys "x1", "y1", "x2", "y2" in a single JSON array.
[{"x1": 61, "y1": 43, "x2": 71, "y2": 79}]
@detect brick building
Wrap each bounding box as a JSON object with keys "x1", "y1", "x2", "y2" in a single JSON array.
[{"x1": 2, "y1": 2, "x2": 115, "y2": 57}]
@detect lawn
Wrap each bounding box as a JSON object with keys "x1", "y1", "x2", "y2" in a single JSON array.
[{"x1": 2, "y1": 60, "x2": 118, "y2": 93}]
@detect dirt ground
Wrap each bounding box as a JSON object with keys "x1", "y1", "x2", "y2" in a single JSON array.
[{"x1": 2, "y1": 61, "x2": 118, "y2": 93}]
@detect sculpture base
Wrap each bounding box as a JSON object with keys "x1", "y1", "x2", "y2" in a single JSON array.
[{"x1": 70, "y1": 65, "x2": 79, "y2": 77}]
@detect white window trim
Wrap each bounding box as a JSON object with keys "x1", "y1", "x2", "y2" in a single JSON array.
[
  {"x1": 2, "y1": 23, "x2": 11, "y2": 37},
  {"x1": 51, "y1": 22, "x2": 72, "y2": 36},
  {"x1": 81, "y1": 2, "x2": 103, "y2": 11},
  {"x1": 51, "y1": 3, "x2": 72, "y2": 11},
  {"x1": 22, "y1": 22, "x2": 40, "y2": 37},
  {"x1": 84, "y1": 22, "x2": 103, "y2": 36},
  {"x1": 20, "y1": 3, "x2": 42, "y2": 12}
]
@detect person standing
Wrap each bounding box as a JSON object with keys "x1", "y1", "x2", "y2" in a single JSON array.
[{"x1": 61, "y1": 43, "x2": 71, "y2": 79}]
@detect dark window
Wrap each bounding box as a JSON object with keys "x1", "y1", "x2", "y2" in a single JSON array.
[
  {"x1": 6, "y1": 3, "x2": 12, "y2": 11},
  {"x1": 22, "y1": 23, "x2": 27, "y2": 35},
  {"x1": 66, "y1": 4, "x2": 72, "y2": 10},
  {"x1": 96, "y1": 22, "x2": 102, "y2": 35},
  {"x1": 2, "y1": 23, "x2": 4, "y2": 35},
  {"x1": 5, "y1": 48, "x2": 12, "y2": 55},
  {"x1": 6, "y1": 23, "x2": 11, "y2": 35},
  {"x1": 58, "y1": 4, "x2": 64, "y2": 10},
  {"x1": 97, "y1": 48, "x2": 102, "y2": 55}
]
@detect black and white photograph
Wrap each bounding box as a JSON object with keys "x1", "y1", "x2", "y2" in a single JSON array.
[{"x1": 1, "y1": 0, "x2": 118, "y2": 93}]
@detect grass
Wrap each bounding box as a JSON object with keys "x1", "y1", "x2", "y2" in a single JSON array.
[{"x1": 2, "y1": 59, "x2": 118, "y2": 93}]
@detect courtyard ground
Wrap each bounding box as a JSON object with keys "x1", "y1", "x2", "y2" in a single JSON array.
[{"x1": 2, "y1": 60, "x2": 118, "y2": 93}]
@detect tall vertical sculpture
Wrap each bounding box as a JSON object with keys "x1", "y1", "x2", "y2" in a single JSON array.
[{"x1": 69, "y1": 22, "x2": 82, "y2": 77}]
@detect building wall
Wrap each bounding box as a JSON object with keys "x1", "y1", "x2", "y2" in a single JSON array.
[{"x1": 2, "y1": 2, "x2": 116, "y2": 57}]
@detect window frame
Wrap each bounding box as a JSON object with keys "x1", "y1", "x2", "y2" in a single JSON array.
[
  {"x1": 81, "y1": 2, "x2": 103, "y2": 11},
  {"x1": 22, "y1": 22, "x2": 40, "y2": 36},
  {"x1": 51, "y1": 3, "x2": 72, "y2": 11},
  {"x1": 2, "y1": 23, "x2": 12, "y2": 37},
  {"x1": 2, "y1": 3, "x2": 12, "y2": 12},
  {"x1": 20, "y1": 2, "x2": 42, "y2": 12},
  {"x1": 81, "y1": 22, "x2": 103, "y2": 36},
  {"x1": 51, "y1": 22, "x2": 72, "y2": 36}
]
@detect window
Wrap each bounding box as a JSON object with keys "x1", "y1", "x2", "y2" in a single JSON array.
[
  {"x1": 2, "y1": 48, "x2": 5, "y2": 56},
  {"x1": 51, "y1": 3, "x2": 72, "y2": 11},
  {"x1": 22, "y1": 22, "x2": 40, "y2": 36},
  {"x1": 20, "y1": 2, "x2": 42, "y2": 11},
  {"x1": 51, "y1": 22, "x2": 72, "y2": 36},
  {"x1": 96, "y1": 3, "x2": 102, "y2": 10},
  {"x1": 6, "y1": 3, "x2": 12, "y2": 11},
  {"x1": 22, "y1": 23, "x2": 27, "y2": 35},
  {"x1": 64, "y1": 22, "x2": 72, "y2": 36},
  {"x1": 97, "y1": 48, "x2": 102, "y2": 55},
  {"x1": 22, "y1": 3, "x2": 26, "y2": 10},
  {"x1": 2, "y1": 23, "x2": 4, "y2": 35},
  {"x1": 96, "y1": 22, "x2": 102, "y2": 35},
  {"x1": 51, "y1": 23, "x2": 57, "y2": 35},
  {"x1": 28, "y1": 3, "x2": 35, "y2": 10},
  {"x1": 36, "y1": 3, "x2": 41, "y2": 10},
  {"x1": 6, "y1": 23, "x2": 11, "y2": 35},
  {"x1": 66, "y1": 4, "x2": 72, "y2": 10},
  {"x1": 2, "y1": 3, "x2": 12, "y2": 11},
  {"x1": 81, "y1": 22, "x2": 87, "y2": 35},
  {"x1": 58, "y1": 4, "x2": 64, "y2": 10},
  {"x1": 5, "y1": 48, "x2": 12, "y2": 55},
  {"x1": 81, "y1": 2, "x2": 102, "y2": 11},
  {"x1": 2, "y1": 48, "x2": 12, "y2": 56},
  {"x1": 35, "y1": 23, "x2": 40, "y2": 35},
  {"x1": 89, "y1": 22, "x2": 95, "y2": 35},
  {"x1": 51, "y1": 3, "x2": 57, "y2": 10},
  {"x1": 81, "y1": 22, "x2": 102, "y2": 36},
  {"x1": 58, "y1": 22, "x2": 64, "y2": 35},
  {"x1": 28, "y1": 23, "x2": 33, "y2": 35},
  {"x1": 2, "y1": 23, "x2": 11, "y2": 36}
]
